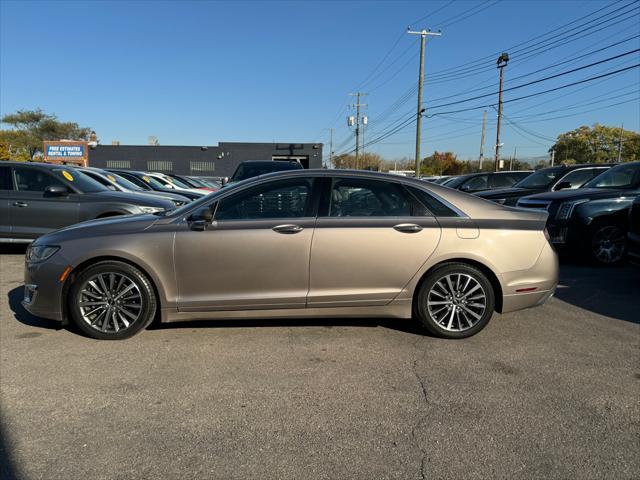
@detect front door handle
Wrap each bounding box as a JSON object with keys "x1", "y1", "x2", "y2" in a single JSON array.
[
  {"x1": 393, "y1": 223, "x2": 422, "y2": 233},
  {"x1": 12, "y1": 201, "x2": 28, "y2": 208},
  {"x1": 273, "y1": 224, "x2": 304, "y2": 234}
]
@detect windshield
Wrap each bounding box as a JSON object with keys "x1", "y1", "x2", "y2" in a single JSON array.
[
  {"x1": 52, "y1": 168, "x2": 108, "y2": 193},
  {"x1": 443, "y1": 175, "x2": 474, "y2": 189},
  {"x1": 109, "y1": 173, "x2": 144, "y2": 191},
  {"x1": 164, "y1": 175, "x2": 193, "y2": 189},
  {"x1": 231, "y1": 162, "x2": 301, "y2": 182},
  {"x1": 514, "y1": 167, "x2": 564, "y2": 189},
  {"x1": 584, "y1": 163, "x2": 640, "y2": 189},
  {"x1": 142, "y1": 175, "x2": 171, "y2": 189}
]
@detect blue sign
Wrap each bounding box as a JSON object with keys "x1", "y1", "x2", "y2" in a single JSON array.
[{"x1": 46, "y1": 144, "x2": 85, "y2": 158}]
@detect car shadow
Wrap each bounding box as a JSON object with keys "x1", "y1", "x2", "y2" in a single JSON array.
[
  {"x1": 0, "y1": 244, "x2": 27, "y2": 255},
  {"x1": 0, "y1": 415, "x2": 19, "y2": 480},
  {"x1": 7, "y1": 287, "x2": 62, "y2": 331},
  {"x1": 554, "y1": 261, "x2": 640, "y2": 324},
  {"x1": 150, "y1": 316, "x2": 426, "y2": 336}
]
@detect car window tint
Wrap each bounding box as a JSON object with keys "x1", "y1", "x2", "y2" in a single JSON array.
[
  {"x1": 0, "y1": 166, "x2": 12, "y2": 190},
  {"x1": 585, "y1": 163, "x2": 640, "y2": 189},
  {"x1": 557, "y1": 169, "x2": 598, "y2": 189},
  {"x1": 490, "y1": 174, "x2": 518, "y2": 188},
  {"x1": 14, "y1": 168, "x2": 66, "y2": 192},
  {"x1": 462, "y1": 175, "x2": 488, "y2": 191},
  {"x1": 329, "y1": 178, "x2": 411, "y2": 217},
  {"x1": 216, "y1": 178, "x2": 312, "y2": 220},
  {"x1": 407, "y1": 186, "x2": 459, "y2": 217}
]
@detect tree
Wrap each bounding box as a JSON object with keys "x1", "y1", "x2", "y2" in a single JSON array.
[
  {"x1": 420, "y1": 151, "x2": 465, "y2": 175},
  {"x1": 550, "y1": 124, "x2": 640, "y2": 164},
  {"x1": 333, "y1": 152, "x2": 385, "y2": 171},
  {"x1": 0, "y1": 109, "x2": 92, "y2": 160}
]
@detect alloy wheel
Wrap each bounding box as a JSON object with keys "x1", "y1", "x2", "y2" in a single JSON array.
[
  {"x1": 592, "y1": 225, "x2": 625, "y2": 264},
  {"x1": 78, "y1": 272, "x2": 143, "y2": 333},
  {"x1": 426, "y1": 273, "x2": 487, "y2": 332}
]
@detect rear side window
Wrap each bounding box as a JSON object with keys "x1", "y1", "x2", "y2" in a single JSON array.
[
  {"x1": 407, "y1": 186, "x2": 459, "y2": 217},
  {"x1": 14, "y1": 168, "x2": 66, "y2": 192},
  {"x1": 490, "y1": 173, "x2": 519, "y2": 188},
  {"x1": 329, "y1": 178, "x2": 412, "y2": 217},
  {"x1": 461, "y1": 175, "x2": 488, "y2": 191},
  {"x1": 0, "y1": 166, "x2": 12, "y2": 190}
]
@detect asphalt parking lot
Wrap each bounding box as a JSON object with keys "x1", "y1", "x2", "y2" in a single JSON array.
[{"x1": 1, "y1": 247, "x2": 639, "y2": 480}]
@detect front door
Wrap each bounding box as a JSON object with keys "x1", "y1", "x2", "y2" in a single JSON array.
[
  {"x1": 307, "y1": 177, "x2": 441, "y2": 307},
  {"x1": 174, "y1": 177, "x2": 318, "y2": 311},
  {"x1": 10, "y1": 166, "x2": 79, "y2": 240}
]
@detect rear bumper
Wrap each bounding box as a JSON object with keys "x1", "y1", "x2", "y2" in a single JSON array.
[{"x1": 500, "y1": 240, "x2": 559, "y2": 313}]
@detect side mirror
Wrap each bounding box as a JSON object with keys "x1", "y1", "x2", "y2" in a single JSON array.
[
  {"x1": 188, "y1": 206, "x2": 214, "y2": 231},
  {"x1": 555, "y1": 181, "x2": 572, "y2": 191},
  {"x1": 460, "y1": 184, "x2": 471, "y2": 192},
  {"x1": 44, "y1": 185, "x2": 69, "y2": 197},
  {"x1": 221, "y1": 177, "x2": 229, "y2": 186}
]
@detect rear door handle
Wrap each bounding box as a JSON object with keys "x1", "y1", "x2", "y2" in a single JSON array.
[
  {"x1": 272, "y1": 224, "x2": 304, "y2": 234},
  {"x1": 393, "y1": 223, "x2": 422, "y2": 233},
  {"x1": 12, "y1": 201, "x2": 28, "y2": 208}
]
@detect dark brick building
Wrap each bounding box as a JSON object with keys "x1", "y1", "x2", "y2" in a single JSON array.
[{"x1": 88, "y1": 142, "x2": 323, "y2": 177}]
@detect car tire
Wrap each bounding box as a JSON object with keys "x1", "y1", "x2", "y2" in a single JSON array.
[
  {"x1": 415, "y1": 263, "x2": 495, "y2": 339},
  {"x1": 69, "y1": 260, "x2": 157, "y2": 340},
  {"x1": 587, "y1": 222, "x2": 626, "y2": 266}
]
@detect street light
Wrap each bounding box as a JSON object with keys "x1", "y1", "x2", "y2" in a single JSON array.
[{"x1": 494, "y1": 52, "x2": 509, "y2": 172}]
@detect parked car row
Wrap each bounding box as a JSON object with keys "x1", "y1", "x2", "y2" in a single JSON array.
[
  {"x1": 0, "y1": 162, "x2": 216, "y2": 242},
  {"x1": 427, "y1": 162, "x2": 640, "y2": 265}
]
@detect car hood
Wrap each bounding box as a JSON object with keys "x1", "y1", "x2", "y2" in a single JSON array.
[
  {"x1": 524, "y1": 188, "x2": 626, "y2": 202},
  {"x1": 92, "y1": 190, "x2": 175, "y2": 208},
  {"x1": 475, "y1": 187, "x2": 534, "y2": 199},
  {"x1": 33, "y1": 214, "x2": 161, "y2": 245}
]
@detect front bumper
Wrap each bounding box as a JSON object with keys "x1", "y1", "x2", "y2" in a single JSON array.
[{"x1": 22, "y1": 254, "x2": 71, "y2": 322}]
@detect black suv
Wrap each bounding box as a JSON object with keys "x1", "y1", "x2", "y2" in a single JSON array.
[
  {"x1": 0, "y1": 162, "x2": 174, "y2": 242},
  {"x1": 517, "y1": 162, "x2": 640, "y2": 265},
  {"x1": 443, "y1": 171, "x2": 532, "y2": 193},
  {"x1": 228, "y1": 160, "x2": 303, "y2": 184},
  {"x1": 477, "y1": 164, "x2": 612, "y2": 206}
]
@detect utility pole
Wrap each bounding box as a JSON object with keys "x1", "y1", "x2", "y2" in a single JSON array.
[
  {"x1": 408, "y1": 28, "x2": 441, "y2": 177},
  {"x1": 479, "y1": 110, "x2": 487, "y2": 170},
  {"x1": 349, "y1": 92, "x2": 367, "y2": 169},
  {"x1": 510, "y1": 146, "x2": 517, "y2": 170},
  {"x1": 329, "y1": 128, "x2": 334, "y2": 169},
  {"x1": 494, "y1": 52, "x2": 509, "y2": 172},
  {"x1": 617, "y1": 123, "x2": 624, "y2": 162},
  {"x1": 550, "y1": 149, "x2": 555, "y2": 166}
]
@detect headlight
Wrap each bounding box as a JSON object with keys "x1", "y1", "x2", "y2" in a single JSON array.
[
  {"x1": 26, "y1": 245, "x2": 59, "y2": 263},
  {"x1": 139, "y1": 206, "x2": 165, "y2": 214},
  {"x1": 556, "y1": 199, "x2": 589, "y2": 220}
]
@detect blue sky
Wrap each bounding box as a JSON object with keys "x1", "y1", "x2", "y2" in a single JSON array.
[{"x1": 1, "y1": 0, "x2": 639, "y2": 162}]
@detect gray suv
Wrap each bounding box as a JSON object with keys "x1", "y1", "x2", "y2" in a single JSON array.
[{"x1": 0, "y1": 161, "x2": 174, "y2": 242}]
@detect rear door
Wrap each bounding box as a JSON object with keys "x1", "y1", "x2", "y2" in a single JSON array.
[
  {"x1": 0, "y1": 166, "x2": 12, "y2": 238},
  {"x1": 10, "y1": 166, "x2": 80, "y2": 239},
  {"x1": 307, "y1": 177, "x2": 441, "y2": 307}
]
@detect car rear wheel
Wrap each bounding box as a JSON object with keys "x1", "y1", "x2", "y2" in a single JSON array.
[
  {"x1": 69, "y1": 261, "x2": 157, "y2": 340},
  {"x1": 589, "y1": 224, "x2": 625, "y2": 265},
  {"x1": 415, "y1": 263, "x2": 495, "y2": 339}
]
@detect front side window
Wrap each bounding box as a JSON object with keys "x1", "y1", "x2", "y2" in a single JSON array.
[
  {"x1": 329, "y1": 178, "x2": 411, "y2": 217},
  {"x1": 216, "y1": 178, "x2": 312, "y2": 220},
  {"x1": 555, "y1": 169, "x2": 600, "y2": 190},
  {"x1": 461, "y1": 175, "x2": 489, "y2": 191},
  {"x1": 0, "y1": 166, "x2": 12, "y2": 190},
  {"x1": 14, "y1": 168, "x2": 66, "y2": 192}
]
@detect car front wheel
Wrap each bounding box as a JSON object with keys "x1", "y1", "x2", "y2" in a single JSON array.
[
  {"x1": 589, "y1": 223, "x2": 625, "y2": 265},
  {"x1": 415, "y1": 263, "x2": 495, "y2": 339},
  {"x1": 69, "y1": 261, "x2": 157, "y2": 340}
]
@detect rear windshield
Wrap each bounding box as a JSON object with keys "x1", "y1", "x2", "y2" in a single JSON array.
[{"x1": 514, "y1": 167, "x2": 565, "y2": 189}]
